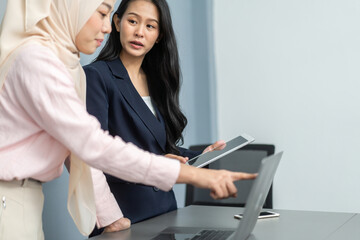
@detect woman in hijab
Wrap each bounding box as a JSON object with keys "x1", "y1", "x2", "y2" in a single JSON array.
[{"x1": 0, "y1": 0, "x2": 256, "y2": 239}]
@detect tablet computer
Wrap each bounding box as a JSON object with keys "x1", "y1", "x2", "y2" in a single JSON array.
[{"x1": 187, "y1": 134, "x2": 255, "y2": 168}]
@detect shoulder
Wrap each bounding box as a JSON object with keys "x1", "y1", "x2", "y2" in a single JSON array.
[
  {"x1": 83, "y1": 61, "x2": 110, "y2": 75},
  {"x1": 84, "y1": 58, "x2": 127, "y2": 82},
  {"x1": 11, "y1": 44, "x2": 71, "y2": 85},
  {"x1": 15, "y1": 44, "x2": 66, "y2": 71},
  {"x1": 83, "y1": 61, "x2": 109, "y2": 88},
  {"x1": 10, "y1": 44, "x2": 72, "y2": 86},
  {"x1": 6, "y1": 44, "x2": 78, "y2": 107},
  {"x1": 84, "y1": 61, "x2": 119, "y2": 98},
  {"x1": 84, "y1": 61, "x2": 113, "y2": 83}
]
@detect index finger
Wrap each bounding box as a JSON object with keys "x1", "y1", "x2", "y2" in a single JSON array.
[{"x1": 231, "y1": 172, "x2": 257, "y2": 181}]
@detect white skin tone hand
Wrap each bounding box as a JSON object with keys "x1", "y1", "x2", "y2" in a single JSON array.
[
  {"x1": 165, "y1": 154, "x2": 188, "y2": 164},
  {"x1": 177, "y1": 164, "x2": 257, "y2": 199},
  {"x1": 103, "y1": 217, "x2": 131, "y2": 233},
  {"x1": 166, "y1": 140, "x2": 255, "y2": 200},
  {"x1": 165, "y1": 140, "x2": 226, "y2": 164},
  {"x1": 202, "y1": 140, "x2": 226, "y2": 153},
  {"x1": 185, "y1": 139, "x2": 255, "y2": 199}
]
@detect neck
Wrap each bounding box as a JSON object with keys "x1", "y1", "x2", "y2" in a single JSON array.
[
  {"x1": 119, "y1": 51, "x2": 149, "y2": 96},
  {"x1": 119, "y1": 52, "x2": 144, "y2": 76}
]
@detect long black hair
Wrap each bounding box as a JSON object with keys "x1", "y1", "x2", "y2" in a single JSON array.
[{"x1": 96, "y1": 0, "x2": 187, "y2": 154}]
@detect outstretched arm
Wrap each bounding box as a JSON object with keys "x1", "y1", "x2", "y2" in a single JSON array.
[{"x1": 177, "y1": 164, "x2": 257, "y2": 199}]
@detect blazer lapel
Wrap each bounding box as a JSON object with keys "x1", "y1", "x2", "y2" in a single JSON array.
[{"x1": 107, "y1": 58, "x2": 167, "y2": 152}]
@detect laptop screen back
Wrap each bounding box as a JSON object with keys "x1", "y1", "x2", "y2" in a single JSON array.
[{"x1": 232, "y1": 152, "x2": 283, "y2": 240}]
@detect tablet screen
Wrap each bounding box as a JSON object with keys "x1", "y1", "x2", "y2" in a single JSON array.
[{"x1": 187, "y1": 134, "x2": 254, "y2": 168}]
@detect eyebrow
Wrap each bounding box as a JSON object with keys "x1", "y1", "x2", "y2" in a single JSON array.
[
  {"x1": 128, "y1": 12, "x2": 159, "y2": 24},
  {"x1": 101, "y1": 2, "x2": 112, "y2": 11}
]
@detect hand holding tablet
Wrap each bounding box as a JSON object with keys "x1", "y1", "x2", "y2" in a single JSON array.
[{"x1": 187, "y1": 134, "x2": 255, "y2": 168}]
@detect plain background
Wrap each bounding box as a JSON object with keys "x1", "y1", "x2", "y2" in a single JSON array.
[
  {"x1": 1, "y1": 0, "x2": 359, "y2": 239},
  {"x1": 213, "y1": 0, "x2": 360, "y2": 214}
]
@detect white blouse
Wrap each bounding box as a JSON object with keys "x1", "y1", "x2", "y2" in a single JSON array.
[{"x1": 142, "y1": 96, "x2": 157, "y2": 117}]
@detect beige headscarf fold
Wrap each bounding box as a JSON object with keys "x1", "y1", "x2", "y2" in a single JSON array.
[{"x1": 0, "y1": 0, "x2": 114, "y2": 236}]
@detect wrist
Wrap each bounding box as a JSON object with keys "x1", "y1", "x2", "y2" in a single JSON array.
[{"x1": 177, "y1": 164, "x2": 197, "y2": 185}]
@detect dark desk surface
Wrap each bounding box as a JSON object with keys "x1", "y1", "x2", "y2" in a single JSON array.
[{"x1": 90, "y1": 205, "x2": 358, "y2": 240}]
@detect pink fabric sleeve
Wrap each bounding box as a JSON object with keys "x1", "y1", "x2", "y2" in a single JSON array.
[
  {"x1": 11, "y1": 45, "x2": 180, "y2": 192},
  {"x1": 90, "y1": 167, "x2": 123, "y2": 228}
]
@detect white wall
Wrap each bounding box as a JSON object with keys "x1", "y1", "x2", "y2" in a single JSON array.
[
  {"x1": 213, "y1": 0, "x2": 360, "y2": 213},
  {"x1": 0, "y1": 1, "x2": 6, "y2": 22}
]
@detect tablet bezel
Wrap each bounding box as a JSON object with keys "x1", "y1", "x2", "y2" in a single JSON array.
[{"x1": 187, "y1": 133, "x2": 255, "y2": 168}]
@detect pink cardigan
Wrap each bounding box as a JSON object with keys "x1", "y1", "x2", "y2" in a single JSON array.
[{"x1": 0, "y1": 44, "x2": 180, "y2": 227}]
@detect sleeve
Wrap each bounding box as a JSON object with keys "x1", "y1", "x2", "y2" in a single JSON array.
[
  {"x1": 91, "y1": 167, "x2": 123, "y2": 228},
  {"x1": 85, "y1": 64, "x2": 109, "y2": 131},
  {"x1": 11, "y1": 46, "x2": 180, "y2": 191},
  {"x1": 85, "y1": 65, "x2": 122, "y2": 227}
]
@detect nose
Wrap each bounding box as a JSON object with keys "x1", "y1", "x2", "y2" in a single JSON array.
[
  {"x1": 102, "y1": 18, "x2": 112, "y2": 34},
  {"x1": 135, "y1": 25, "x2": 144, "y2": 38}
]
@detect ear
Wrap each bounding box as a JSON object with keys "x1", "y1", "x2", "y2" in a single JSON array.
[
  {"x1": 156, "y1": 34, "x2": 163, "y2": 43},
  {"x1": 113, "y1": 13, "x2": 121, "y2": 32}
]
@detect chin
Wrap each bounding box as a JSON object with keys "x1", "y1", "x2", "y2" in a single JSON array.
[
  {"x1": 80, "y1": 47, "x2": 96, "y2": 55},
  {"x1": 129, "y1": 51, "x2": 146, "y2": 58}
]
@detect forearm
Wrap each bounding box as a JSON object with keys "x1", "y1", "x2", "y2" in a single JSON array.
[
  {"x1": 176, "y1": 164, "x2": 257, "y2": 199},
  {"x1": 176, "y1": 164, "x2": 197, "y2": 185}
]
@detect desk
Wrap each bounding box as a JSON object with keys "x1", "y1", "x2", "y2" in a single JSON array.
[
  {"x1": 90, "y1": 206, "x2": 358, "y2": 240},
  {"x1": 327, "y1": 214, "x2": 360, "y2": 240}
]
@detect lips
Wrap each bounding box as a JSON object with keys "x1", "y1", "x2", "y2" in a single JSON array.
[
  {"x1": 130, "y1": 41, "x2": 144, "y2": 47},
  {"x1": 96, "y1": 39, "x2": 103, "y2": 47}
]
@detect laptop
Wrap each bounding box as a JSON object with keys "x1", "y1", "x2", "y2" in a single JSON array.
[
  {"x1": 151, "y1": 151, "x2": 283, "y2": 240},
  {"x1": 187, "y1": 134, "x2": 255, "y2": 168}
]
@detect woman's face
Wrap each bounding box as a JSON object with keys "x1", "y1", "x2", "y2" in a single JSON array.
[
  {"x1": 115, "y1": 0, "x2": 160, "y2": 60},
  {"x1": 75, "y1": 0, "x2": 113, "y2": 54}
]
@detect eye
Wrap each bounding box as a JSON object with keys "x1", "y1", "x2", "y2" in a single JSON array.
[
  {"x1": 98, "y1": 11, "x2": 107, "y2": 18},
  {"x1": 128, "y1": 19, "x2": 137, "y2": 24},
  {"x1": 147, "y1": 24, "x2": 156, "y2": 29}
]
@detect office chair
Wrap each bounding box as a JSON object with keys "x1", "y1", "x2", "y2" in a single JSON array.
[{"x1": 185, "y1": 144, "x2": 275, "y2": 208}]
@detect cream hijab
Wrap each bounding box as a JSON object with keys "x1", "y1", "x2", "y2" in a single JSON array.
[{"x1": 0, "y1": 0, "x2": 114, "y2": 236}]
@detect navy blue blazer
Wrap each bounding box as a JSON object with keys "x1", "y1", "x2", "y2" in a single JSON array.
[{"x1": 84, "y1": 58, "x2": 200, "y2": 225}]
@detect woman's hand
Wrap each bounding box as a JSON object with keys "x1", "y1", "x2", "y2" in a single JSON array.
[
  {"x1": 177, "y1": 164, "x2": 257, "y2": 199},
  {"x1": 164, "y1": 140, "x2": 226, "y2": 164},
  {"x1": 202, "y1": 140, "x2": 226, "y2": 153},
  {"x1": 165, "y1": 153, "x2": 188, "y2": 164},
  {"x1": 103, "y1": 217, "x2": 131, "y2": 233}
]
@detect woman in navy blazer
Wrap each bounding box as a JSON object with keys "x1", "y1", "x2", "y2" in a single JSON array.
[{"x1": 84, "y1": 0, "x2": 225, "y2": 236}]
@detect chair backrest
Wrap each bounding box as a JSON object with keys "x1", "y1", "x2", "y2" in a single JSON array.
[{"x1": 185, "y1": 144, "x2": 275, "y2": 208}]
